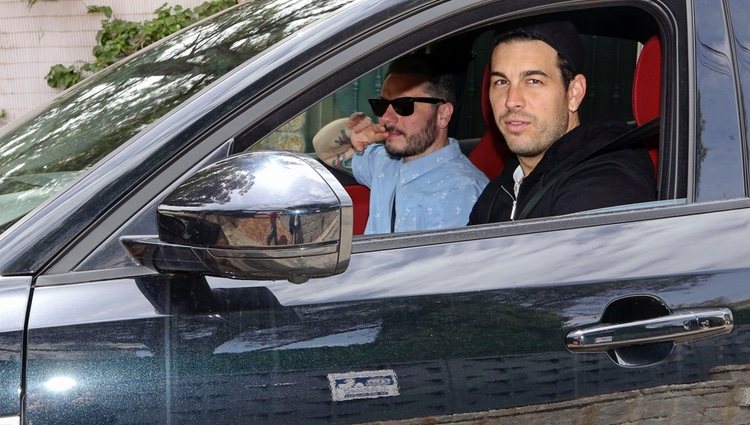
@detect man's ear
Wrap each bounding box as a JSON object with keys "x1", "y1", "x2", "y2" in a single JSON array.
[
  {"x1": 437, "y1": 102, "x2": 454, "y2": 129},
  {"x1": 567, "y1": 74, "x2": 587, "y2": 112}
]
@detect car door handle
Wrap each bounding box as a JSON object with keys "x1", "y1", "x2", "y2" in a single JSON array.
[{"x1": 566, "y1": 308, "x2": 733, "y2": 352}]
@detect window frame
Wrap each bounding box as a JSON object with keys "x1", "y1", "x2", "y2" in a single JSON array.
[{"x1": 43, "y1": 0, "x2": 702, "y2": 281}]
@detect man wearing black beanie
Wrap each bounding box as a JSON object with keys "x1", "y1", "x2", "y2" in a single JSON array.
[{"x1": 469, "y1": 21, "x2": 656, "y2": 224}]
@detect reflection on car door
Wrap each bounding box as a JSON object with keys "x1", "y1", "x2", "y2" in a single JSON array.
[
  {"x1": 0, "y1": 277, "x2": 30, "y2": 424},
  {"x1": 24, "y1": 205, "x2": 750, "y2": 423}
]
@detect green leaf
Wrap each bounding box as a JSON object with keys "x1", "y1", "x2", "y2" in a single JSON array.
[
  {"x1": 46, "y1": 0, "x2": 238, "y2": 87},
  {"x1": 87, "y1": 5, "x2": 113, "y2": 18},
  {"x1": 45, "y1": 64, "x2": 82, "y2": 90}
]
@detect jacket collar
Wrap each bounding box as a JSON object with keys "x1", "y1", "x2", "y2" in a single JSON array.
[{"x1": 524, "y1": 121, "x2": 630, "y2": 182}]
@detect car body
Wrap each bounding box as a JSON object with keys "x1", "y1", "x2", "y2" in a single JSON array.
[{"x1": 1, "y1": 0, "x2": 750, "y2": 423}]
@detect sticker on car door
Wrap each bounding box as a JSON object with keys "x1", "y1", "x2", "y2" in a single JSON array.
[{"x1": 328, "y1": 369, "x2": 399, "y2": 401}]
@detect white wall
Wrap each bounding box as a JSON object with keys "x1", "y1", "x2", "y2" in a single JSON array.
[{"x1": 0, "y1": 0, "x2": 211, "y2": 126}]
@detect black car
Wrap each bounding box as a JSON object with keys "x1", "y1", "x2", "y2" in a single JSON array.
[{"x1": 1, "y1": 0, "x2": 749, "y2": 423}]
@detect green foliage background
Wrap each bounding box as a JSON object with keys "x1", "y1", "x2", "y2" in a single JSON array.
[{"x1": 45, "y1": 0, "x2": 237, "y2": 89}]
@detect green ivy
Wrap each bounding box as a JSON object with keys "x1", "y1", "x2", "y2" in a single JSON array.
[{"x1": 45, "y1": 0, "x2": 237, "y2": 90}]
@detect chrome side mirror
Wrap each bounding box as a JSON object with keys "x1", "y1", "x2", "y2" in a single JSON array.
[{"x1": 122, "y1": 151, "x2": 352, "y2": 283}]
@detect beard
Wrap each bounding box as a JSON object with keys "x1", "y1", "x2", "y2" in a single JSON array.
[
  {"x1": 500, "y1": 105, "x2": 569, "y2": 159},
  {"x1": 383, "y1": 112, "x2": 438, "y2": 158}
]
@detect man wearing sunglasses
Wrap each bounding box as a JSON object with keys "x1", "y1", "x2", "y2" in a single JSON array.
[
  {"x1": 468, "y1": 21, "x2": 656, "y2": 224},
  {"x1": 314, "y1": 54, "x2": 488, "y2": 234}
]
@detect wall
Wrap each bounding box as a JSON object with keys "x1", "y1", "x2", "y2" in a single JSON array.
[{"x1": 0, "y1": 0, "x2": 210, "y2": 127}]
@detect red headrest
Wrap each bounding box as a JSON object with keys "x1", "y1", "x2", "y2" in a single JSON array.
[
  {"x1": 467, "y1": 65, "x2": 508, "y2": 179},
  {"x1": 632, "y1": 36, "x2": 662, "y2": 125}
]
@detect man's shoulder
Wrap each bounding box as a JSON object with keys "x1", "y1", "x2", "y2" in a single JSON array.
[
  {"x1": 446, "y1": 139, "x2": 489, "y2": 175},
  {"x1": 542, "y1": 121, "x2": 634, "y2": 170},
  {"x1": 444, "y1": 153, "x2": 490, "y2": 186},
  {"x1": 569, "y1": 120, "x2": 631, "y2": 148}
]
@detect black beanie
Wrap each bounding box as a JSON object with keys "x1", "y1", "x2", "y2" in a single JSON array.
[{"x1": 495, "y1": 21, "x2": 585, "y2": 75}]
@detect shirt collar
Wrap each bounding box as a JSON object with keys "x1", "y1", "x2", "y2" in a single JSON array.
[
  {"x1": 398, "y1": 138, "x2": 462, "y2": 184},
  {"x1": 512, "y1": 165, "x2": 524, "y2": 197}
]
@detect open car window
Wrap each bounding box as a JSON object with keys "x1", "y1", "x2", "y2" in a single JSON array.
[
  {"x1": 74, "y1": 4, "x2": 680, "y2": 272},
  {"x1": 244, "y1": 25, "x2": 654, "y2": 237}
]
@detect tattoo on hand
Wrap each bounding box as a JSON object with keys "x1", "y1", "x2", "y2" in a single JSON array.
[{"x1": 335, "y1": 129, "x2": 352, "y2": 146}]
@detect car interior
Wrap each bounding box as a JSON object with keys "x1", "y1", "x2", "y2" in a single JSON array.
[{"x1": 247, "y1": 6, "x2": 666, "y2": 236}]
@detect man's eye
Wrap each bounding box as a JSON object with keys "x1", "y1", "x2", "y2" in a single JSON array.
[
  {"x1": 527, "y1": 79, "x2": 542, "y2": 85},
  {"x1": 493, "y1": 79, "x2": 508, "y2": 86}
]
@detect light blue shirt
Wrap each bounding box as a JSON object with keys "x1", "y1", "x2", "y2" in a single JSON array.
[{"x1": 353, "y1": 138, "x2": 488, "y2": 234}]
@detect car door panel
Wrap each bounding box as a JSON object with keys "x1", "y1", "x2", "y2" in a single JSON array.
[
  {"x1": 0, "y1": 277, "x2": 30, "y2": 422},
  {"x1": 25, "y1": 206, "x2": 750, "y2": 424},
  {"x1": 727, "y1": 0, "x2": 750, "y2": 160},
  {"x1": 693, "y1": 0, "x2": 746, "y2": 201}
]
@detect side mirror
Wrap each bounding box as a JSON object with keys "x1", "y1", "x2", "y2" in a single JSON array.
[{"x1": 121, "y1": 151, "x2": 352, "y2": 283}]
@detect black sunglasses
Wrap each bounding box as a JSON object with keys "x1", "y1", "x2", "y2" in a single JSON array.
[{"x1": 368, "y1": 97, "x2": 446, "y2": 117}]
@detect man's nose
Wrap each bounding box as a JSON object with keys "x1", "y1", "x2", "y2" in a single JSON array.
[
  {"x1": 380, "y1": 104, "x2": 399, "y2": 124},
  {"x1": 504, "y1": 84, "x2": 524, "y2": 110}
]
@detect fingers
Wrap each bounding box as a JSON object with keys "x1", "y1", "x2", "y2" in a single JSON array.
[
  {"x1": 347, "y1": 112, "x2": 388, "y2": 152},
  {"x1": 348, "y1": 112, "x2": 371, "y2": 132},
  {"x1": 365, "y1": 125, "x2": 388, "y2": 141},
  {"x1": 352, "y1": 125, "x2": 388, "y2": 151},
  {"x1": 350, "y1": 131, "x2": 372, "y2": 152}
]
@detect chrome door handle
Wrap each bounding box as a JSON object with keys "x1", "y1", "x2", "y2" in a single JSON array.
[{"x1": 566, "y1": 308, "x2": 733, "y2": 352}]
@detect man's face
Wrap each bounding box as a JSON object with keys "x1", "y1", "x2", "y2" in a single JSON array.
[
  {"x1": 378, "y1": 72, "x2": 439, "y2": 158},
  {"x1": 489, "y1": 39, "x2": 578, "y2": 163}
]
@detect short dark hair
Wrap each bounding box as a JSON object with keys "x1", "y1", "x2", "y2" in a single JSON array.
[
  {"x1": 387, "y1": 54, "x2": 456, "y2": 105},
  {"x1": 494, "y1": 32, "x2": 577, "y2": 88},
  {"x1": 493, "y1": 21, "x2": 584, "y2": 89}
]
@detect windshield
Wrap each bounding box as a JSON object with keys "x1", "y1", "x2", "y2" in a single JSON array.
[{"x1": 0, "y1": 0, "x2": 354, "y2": 234}]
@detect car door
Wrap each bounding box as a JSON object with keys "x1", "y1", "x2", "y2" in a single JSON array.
[
  {"x1": 0, "y1": 277, "x2": 29, "y2": 425},
  {"x1": 19, "y1": 0, "x2": 750, "y2": 424}
]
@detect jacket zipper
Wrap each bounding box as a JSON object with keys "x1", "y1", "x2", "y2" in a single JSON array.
[
  {"x1": 484, "y1": 182, "x2": 519, "y2": 223},
  {"x1": 501, "y1": 185, "x2": 517, "y2": 221}
]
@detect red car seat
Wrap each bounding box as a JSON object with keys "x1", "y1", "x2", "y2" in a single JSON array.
[
  {"x1": 631, "y1": 35, "x2": 662, "y2": 173},
  {"x1": 467, "y1": 65, "x2": 509, "y2": 179},
  {"x1": 344, "y1": 184, "x2": 369, "y2": 235}
]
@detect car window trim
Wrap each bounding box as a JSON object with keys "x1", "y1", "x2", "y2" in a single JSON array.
[
  {"x1": 38, "y1": 196, "x2": 750, "y2": 286},
  {"x1": 350, "y1": 197, "x2": 750, "y2": 254}
]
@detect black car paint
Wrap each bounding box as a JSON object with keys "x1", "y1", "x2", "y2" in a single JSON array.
[
  {"x1": 0, "y1": 277, "x2": 30, "y2": 417},
  {"x1": 693, "y1": 0, "x2": 746, "y2": 201},
  {"x1": 1, "y1": 0, "x2": 750, "y2": 423},
  {"x1": 23, "y1": 204, "x2": 750, "y2": 423}
]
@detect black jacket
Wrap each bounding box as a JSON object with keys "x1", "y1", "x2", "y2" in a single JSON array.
[{"x1": 468, "y1": 121, "x2": 657, "y2": 224}]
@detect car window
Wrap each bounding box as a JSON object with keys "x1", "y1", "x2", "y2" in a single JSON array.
[
  {"x1": 0, "y1": 0, "x2": 355, "y2": 236},
  {"x1": 246, "y1": 30, "x2": 648, "y2": 236},
  {"x1": 252, "y1": 31, "x2": 639, "y2": 159},
  {"x1": 73, "y1": 5, "x2": 681, "y2": 273},
  {"x1": 249, "y1": 64, "x2": 391, "y2": 162}
]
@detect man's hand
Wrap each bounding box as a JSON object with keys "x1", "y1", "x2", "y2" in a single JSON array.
[
  {"x1": 312, "y1": 113, "x2": 388, "y2": 171},
  {"x1": 348, "y1": 112, "x2": 388, "y2": 152}
]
